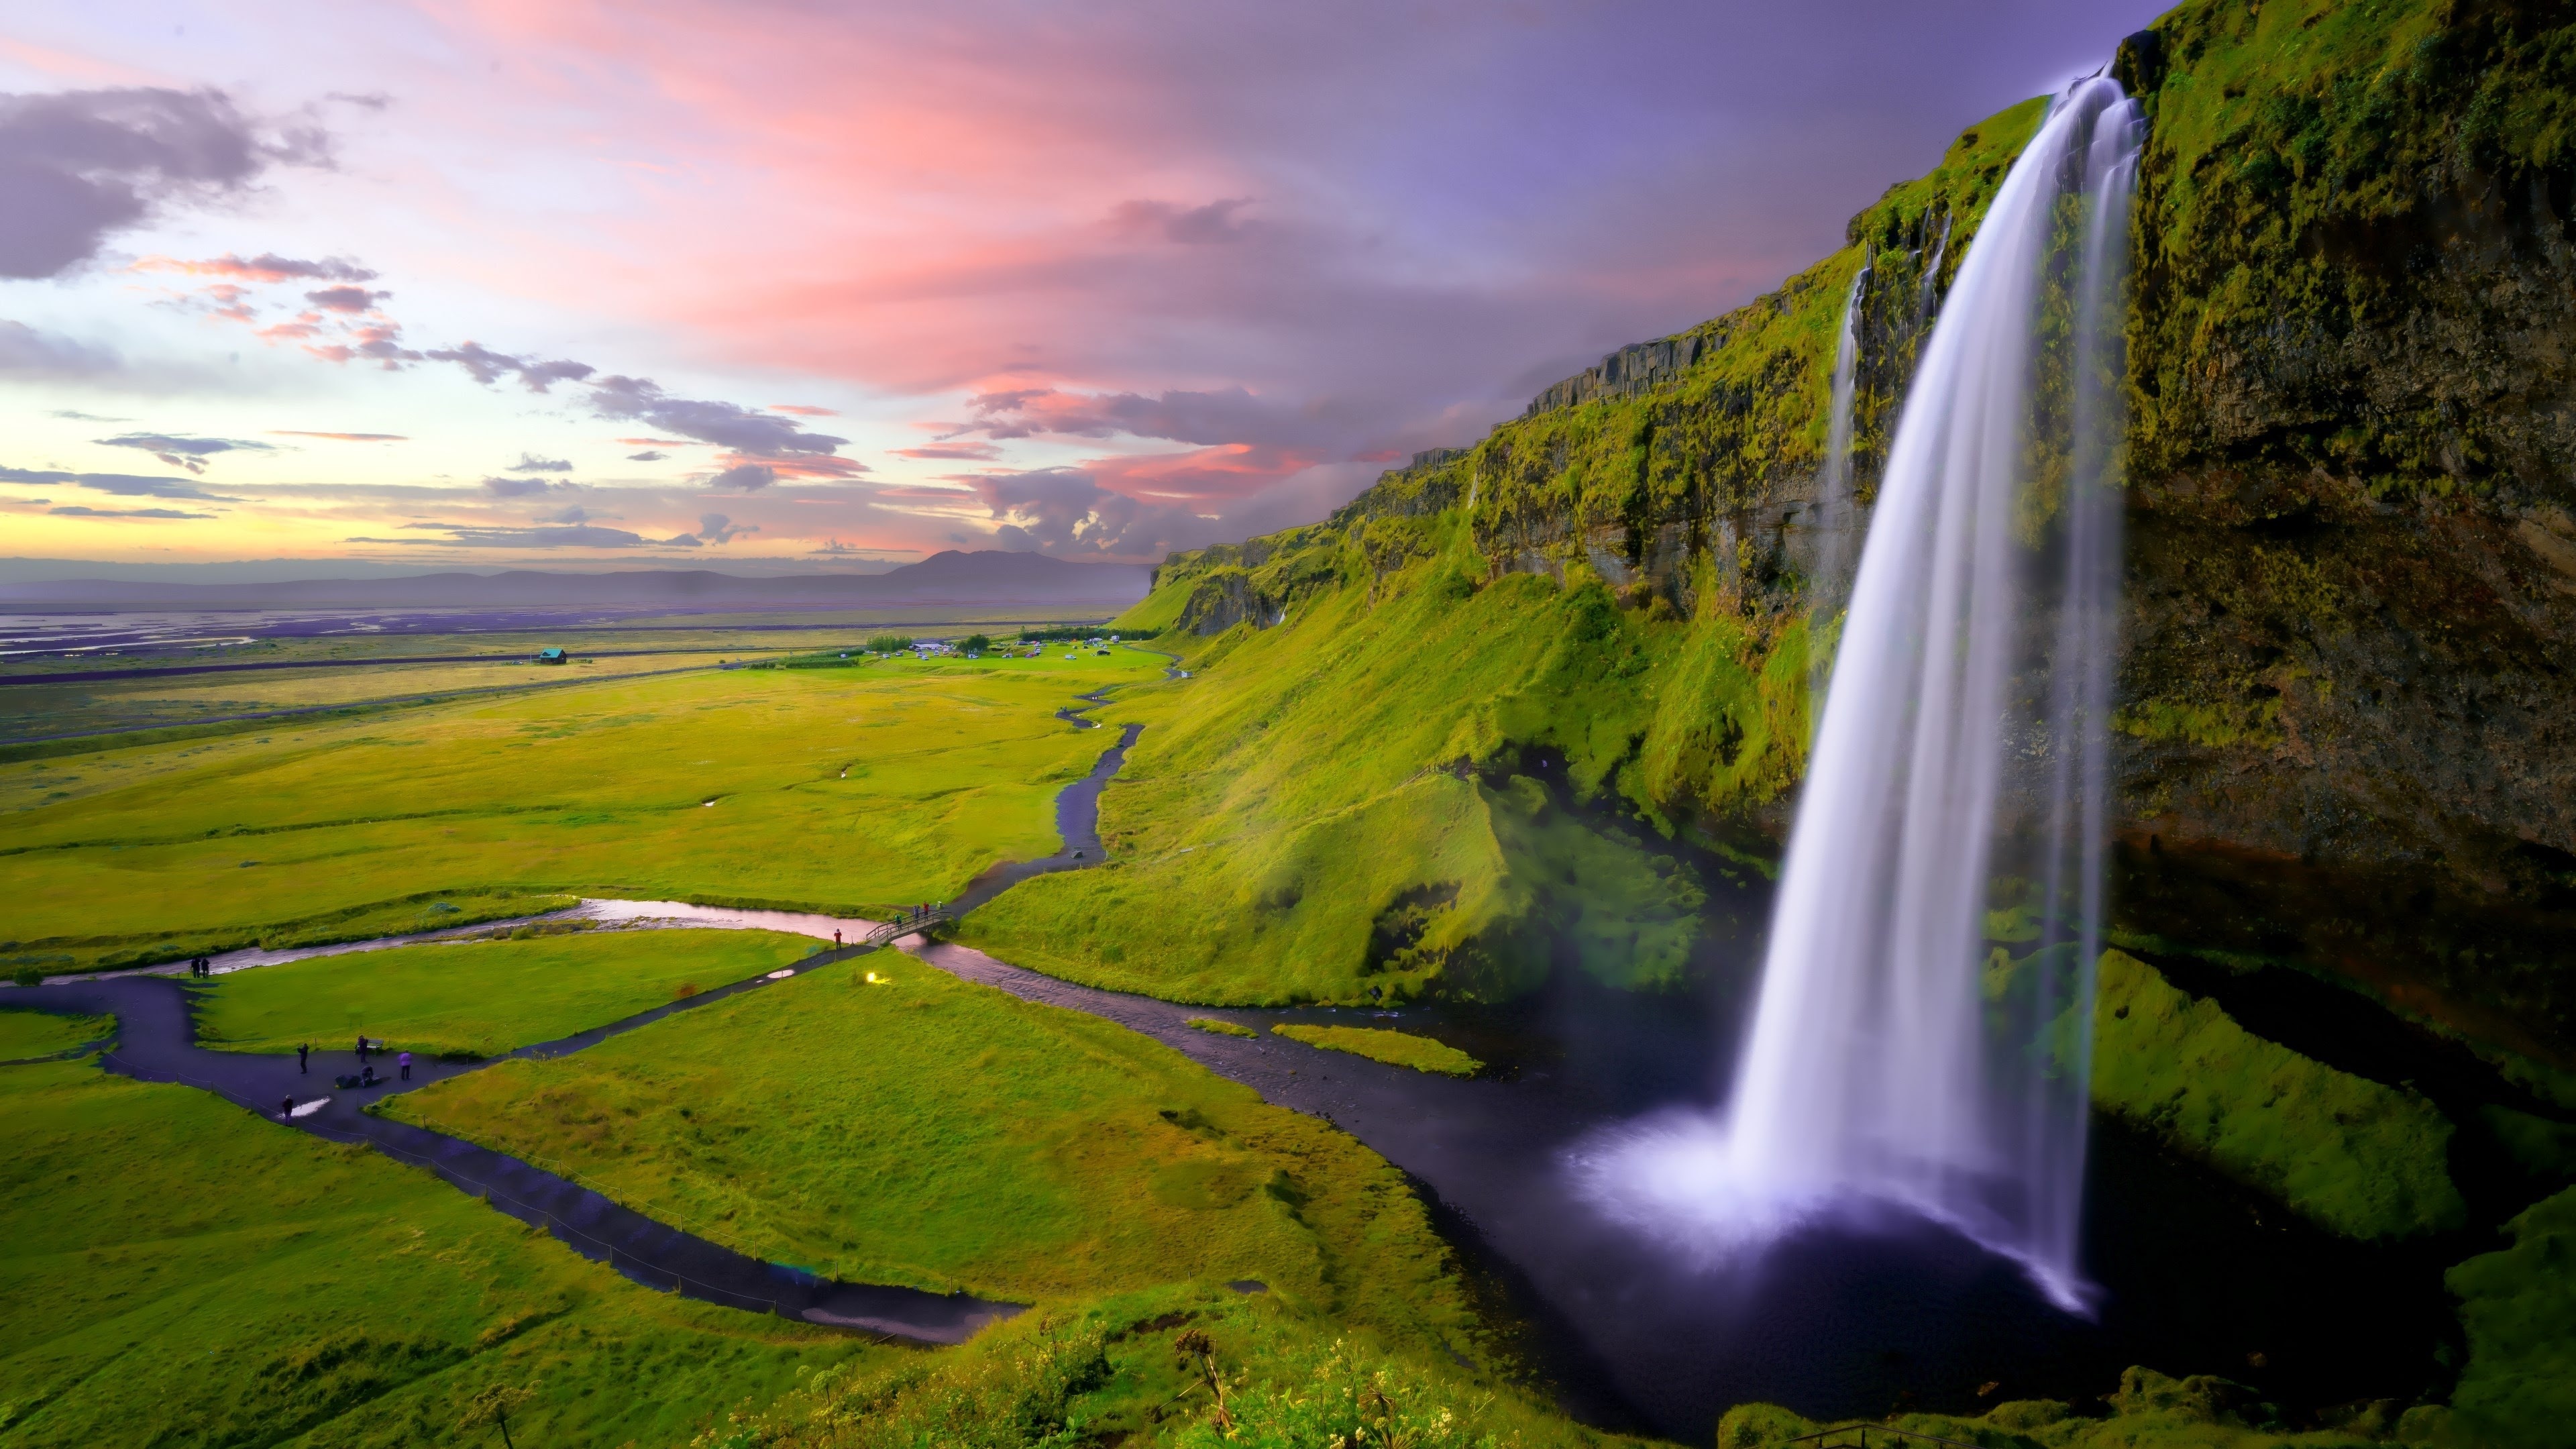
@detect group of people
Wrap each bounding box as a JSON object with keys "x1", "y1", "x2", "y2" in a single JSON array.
[
  {"x1": 279, "y1": 1038, "x2": 414, "y2": 1118},
  {"x1": 184, "y1": 955, "x2": 215, "y2": 977},
  {"x1": 348, "y1": 1034, "x2": 413, "y2": 1080}
]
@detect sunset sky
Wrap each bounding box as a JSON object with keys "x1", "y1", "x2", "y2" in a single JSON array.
[{"x1": 2, "y1": 1, "x2": 2163, "y2": 574}]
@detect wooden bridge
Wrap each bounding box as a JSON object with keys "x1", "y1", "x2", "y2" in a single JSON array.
[
  {"x1": 858, "y1": 908, "x2": 951, "y2": 948},
  {"x1": 1783, "y1": 1426, "x2": 1984, "y2": 1449}
]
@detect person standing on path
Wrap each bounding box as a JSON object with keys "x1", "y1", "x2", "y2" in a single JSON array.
[
  {"x1": 356, "y1": 1033, "x2": 368, "y2": 1063},
  {"x1": 298, "y1": 1043, "x2": 309, "y2": 1075},
  {"x1": 398, "y1": 1050, "x2": 411, "y2": 1081},
  {"x1": 281, "y1": 1096, "x2": 293, "y2": 1120}
]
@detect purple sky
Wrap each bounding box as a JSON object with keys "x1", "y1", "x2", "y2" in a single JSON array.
[{"x1": 0, "y1": 0, "x2": 2168, "y2": 570}]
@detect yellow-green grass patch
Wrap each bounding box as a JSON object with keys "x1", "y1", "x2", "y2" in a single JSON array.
[
  {"x1": 197, "y1": 927, "x2": 814, "y2": 1058},
  {"x1": 1187, "y1": 1016, "x2": 1259, "y2": 1038},
  {"x1": 963, "y1": 553, "x2": 1737, "y2": 1007},
  {"x1": 1272, "y1": 1022, "x2": 1482, "y2": 1078},
  {"x1": 0, "y1": 654, "x2": 1159, "y2": 968},
  {"x1": 2088, "y1": 949, "x2": 2464, "y2": 1240},
  {"x1": 0, "y1": 1057, "x2": 868, "y2": 1448},
  {"x1": 0, "y1": 1010, "x2": 109, "y2": 1060},
  {"x1": 386, "y1": 956, "x2": 1474, "y2": 1354}
]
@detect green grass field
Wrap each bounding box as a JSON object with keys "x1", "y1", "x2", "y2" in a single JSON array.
[
  {"x1": 0, "y1": 650, "x2": 1160, "y2": 977},
  {"x1": 1272, "y1": 1022, "x2": 1483, "y2": 1077},
  {"x1": 0, "y1": 1010, "x2": 108, "y2": 1061},
  {"x1": 197, "y1": 926, "x2": 815, "y2": 1057},
  {"x1": 0, "y1": 1047, "x2": 872, "y2": 1448},
  {"x1": 384, "y1": 951, "x2": 1477, "y2": 1351}
]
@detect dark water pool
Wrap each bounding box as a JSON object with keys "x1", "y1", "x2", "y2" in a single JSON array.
[{"x1": 1320, "y1": 967, "x2": 2455, "y2": 1438}]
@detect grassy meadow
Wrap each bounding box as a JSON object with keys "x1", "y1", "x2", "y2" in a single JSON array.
[
  {"x1": 961, "y1": 537, "x2": 1750, "y2": 1006},
  {"x1": 385, "y1": 950, "x2": 1477, "y2": 1346},
  {"x1": 0, "y1": 649, "x2": 1159, "y2": 977},
  {"x1": 197, "y1": 926, "x2": 815, "y2": 1057},
  {"x1": 0, "y1": 1046, "x2": 873, "y2": 1448}
]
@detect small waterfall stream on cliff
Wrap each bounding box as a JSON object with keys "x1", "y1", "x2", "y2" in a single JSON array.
[
  {"x1": 1917, "y1": 211, "x2": 1954, "y2": 327},
  {"x1": 1807, "y1": 258, "x2": 1870, "y2": 667},
  {"x1": 1578, "y1": 79, "x2": 2143, "y2": 1314}
]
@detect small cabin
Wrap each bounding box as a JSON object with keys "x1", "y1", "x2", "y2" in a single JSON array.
[{"x1": 536, "y1": 647, "x2": 568, "y2": 665}]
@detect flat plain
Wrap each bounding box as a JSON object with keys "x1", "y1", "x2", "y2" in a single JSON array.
[{"x1": 0, "y1": 649, "x2": 1162, "y2": 977}]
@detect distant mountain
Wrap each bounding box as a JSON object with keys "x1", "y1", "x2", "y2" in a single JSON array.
[{"x1": 0, "y1": 551, "x2": 1150, "y2": 611}]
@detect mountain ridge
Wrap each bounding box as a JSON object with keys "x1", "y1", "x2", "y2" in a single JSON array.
[{"x1": 0, "y1": 549, "x2": 1150, "y2": 610}]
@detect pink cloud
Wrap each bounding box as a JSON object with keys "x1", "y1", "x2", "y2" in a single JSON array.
[{"x1": 136, "y1": 252, "x2": 378, "y2": 284}]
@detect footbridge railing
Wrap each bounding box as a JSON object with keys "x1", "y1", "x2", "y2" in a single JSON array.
[
  {"x1": 859, "y1": 908, "x2": 950, "y2": 947},
  {"x1": 1782, "y1": 1427, "x2": 1986, "y2": 1449}
]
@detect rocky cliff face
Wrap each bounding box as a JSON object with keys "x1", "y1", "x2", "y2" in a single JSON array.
[
  {"x1": 1144, "y1": 0, "x2": 2576, "y2": 1048},
  {"x1": 2110, "y1": 0, "x2": 2576, "y2": 1046}
]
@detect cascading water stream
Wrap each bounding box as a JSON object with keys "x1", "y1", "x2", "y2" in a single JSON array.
[
  {"x1": 1578, "y1": 78, "x2": 2143, "y2": 1314},
  {"x1": 1808, "y1": 256, "x2": 1870, "y2": 663},
  {"x1": 1804, "y1": 256, "x2": 1871, "y2": 720},
  {"x1": 1917, "y1": 211, "x2": 1953, "y2": 327}
]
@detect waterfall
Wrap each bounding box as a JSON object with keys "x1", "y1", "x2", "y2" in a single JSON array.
[
  {"x1": 1809, "y1": 256, "x2": 1870, "y2": 641},
  {"x1": 1916, "y1": 211, "x2": 1953, "y2": 327},
  {"x1": 1578, "y1": 78, "x2": 2143, "y2": 1314}
]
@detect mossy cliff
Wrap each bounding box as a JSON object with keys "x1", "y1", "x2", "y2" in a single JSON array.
[
  {"x1": 998, "y1": 0, "x2": 2576, "y2": 1061},
  {"x1": 2112, "y1": 0, "x2": 2576, "y2": 1055}
]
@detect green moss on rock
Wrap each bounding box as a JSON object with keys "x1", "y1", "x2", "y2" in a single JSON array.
[
  {"x1": 2088, "y1": 949, "x2": 2465, "y2": 1240},
  {"x1": 2414, "y1": 1187, "x2": 2576, "y2": 1449}
]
